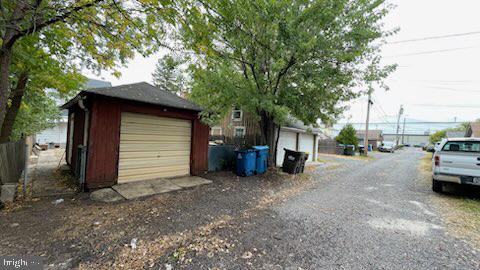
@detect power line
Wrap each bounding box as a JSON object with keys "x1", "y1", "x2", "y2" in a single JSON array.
[
  {"x1": 385, "y1": 45, "x2": 480, "y2": 58},
  {"x1": 337, "y1": 121, "x2": 468, "y2": 125},
  {"x1": 387, "y1": 30, "x2": 480, "y2": 44},
  {"x1": 422, "y1": 86, "x2": 480, "y2": 93},
  {"x1": 411, "y1": 104, "x2": 480, "y2": 108}
]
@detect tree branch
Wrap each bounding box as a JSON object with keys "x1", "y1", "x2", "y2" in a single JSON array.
[
  {"x1": 5, "y1": 0, "x2": 105, "y2": 48},
  {"x1": 273, "y1": 55, "x2": 296, "y2": 96}
]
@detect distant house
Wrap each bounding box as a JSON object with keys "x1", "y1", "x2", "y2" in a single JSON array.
[
  {"x1": 211, "y1": 107, "x2": 330, "y2": 166},
  {"x1": 383, "y1": 133, "x2": 429, "y2": 146},
  {"x1": 446, "y1": 131, "x2": 466, "y2": 138},
  {"x1": 211, "y1": 108, "x2": 259, "y2": 141},
  {"x1": 61, "y1": 82, "x2": 208, "y2": 189},
  {"x1": 36, "y1": 79, "x2": 111, "y2": 147},
  {"x1": 465, "y1": 122, "x2": 480, "y2": 137},
  {"x1": 355, "y1": 129, "x2": 383, "y2": 150}
]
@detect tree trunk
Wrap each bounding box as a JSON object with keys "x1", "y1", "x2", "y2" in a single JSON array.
[
  {"x1": 260, "y1": 111, "x2": 278, "y2": 167},
  {"x1": 0, "y1": 72, "x2": 28, "y2": 143},
  {"x1": 0, "y1": 2, "x2": 27, "y2": 139},
  {"x1": 0, "y1": 48, "x2": 13, "y2": 138}
]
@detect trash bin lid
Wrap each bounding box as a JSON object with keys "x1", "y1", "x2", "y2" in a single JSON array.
[
  {"x1": 235, "y1": 149, "x2": 256, "y2": 153},
  {"x1": 253, "y1": 145, "x2": 269, "y2": 150}
]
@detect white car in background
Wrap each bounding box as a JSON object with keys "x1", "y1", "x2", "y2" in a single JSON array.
[
  {"x1": 432, "y1": 138, "x2": 480, "y2": 192},
  {"x1": 378, "y1": 141, "x2": 396, "y2": 153}
]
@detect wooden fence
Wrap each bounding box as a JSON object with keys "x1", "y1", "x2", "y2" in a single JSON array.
[
  {"x1": 0, "y1": 139, "x2": 26, "y2": 185},
  {"x1": 318, "y1": 139, "x2": 343, "y2": 155}
]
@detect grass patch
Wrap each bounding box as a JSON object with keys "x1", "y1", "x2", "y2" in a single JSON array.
[{"x1": 418, "y1": 153, "x2": 480, "y2": 250}]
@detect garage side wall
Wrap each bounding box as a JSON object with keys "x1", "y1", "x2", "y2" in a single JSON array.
[
  {"x1": 85, "y1": 96, "x2": 209, "y2": 189},
  {"x1": 191, "y1": 118, "x2": 209, "y2": 175},
  {"x1": 86, "y1": 98, "x2": 121, "y2": 188},
  {"x1": 69, "y1": 106, "x2": 85, "y2": 174}
]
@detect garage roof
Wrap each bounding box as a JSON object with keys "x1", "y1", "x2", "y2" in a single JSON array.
[{"x1": 61, "y1": 82, "x2": 202, "y2": 111}]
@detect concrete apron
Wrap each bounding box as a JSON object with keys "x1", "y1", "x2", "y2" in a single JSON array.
[{"x1": 93, "y1": 176, "x2": 212, "y2": 202}]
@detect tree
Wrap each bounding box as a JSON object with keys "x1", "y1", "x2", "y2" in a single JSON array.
[
  {"x1": 336, "y1": 124, "x2": 358, "y2": 147},
  {"x1": 181, "y1": 0, "x2": 396, "y2": 165},
  {"x1": 428, "y1": 120, "x2": 478, "y2": 144},
  {"x1": 429, "y1": 130, "x2": 447, "y2": 144},
  {"x1": 9, "y1": 89, "x2": 61, "y2": 141},
  {"x1": 0, "y1": 35, "x2": 86, "y2": 142},
  {"x1": 152, "y1": 54, "x2": 190, "y2": 95},
  {"x1": 0, "y1": 0, "x2": 176, "y2": 142}
]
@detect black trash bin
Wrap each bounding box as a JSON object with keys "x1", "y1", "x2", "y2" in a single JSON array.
[
  {"x1": 282, "y1": 148, "x2": 309, "y2": 174},
  {"x1": 343, "y1": 145, "x2": 355, "y2": 156}
]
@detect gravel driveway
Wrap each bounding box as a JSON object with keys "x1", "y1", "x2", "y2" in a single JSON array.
[
  {"x1": 190, "y1": 148, "x2": 480, "y2": 269},
  {"x1": 1, "y1": 148, "x2": 479, "y2": 269}
]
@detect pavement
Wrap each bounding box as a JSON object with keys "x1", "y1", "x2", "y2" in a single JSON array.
[
  {"x1": 1, "y1": 148, "x2": 479, "y2": 269},
  {"x1": 184, "y1": 148, "x2": 479, "y2": 269},
  {"x1": 93, "y1": 176, "x2": 213, "y2": 201},
  {"x1": 31, "y1": 148, "x2": 76, "y2": 197}
]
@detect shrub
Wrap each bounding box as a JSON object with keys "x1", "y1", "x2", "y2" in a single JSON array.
[{"x1": 336, "y1": 124, "x2": 358, "y2": 147}]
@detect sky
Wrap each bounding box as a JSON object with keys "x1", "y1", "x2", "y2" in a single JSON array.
[{"x1": 84, "y1": 0, "x2": 480, "y2": 131}]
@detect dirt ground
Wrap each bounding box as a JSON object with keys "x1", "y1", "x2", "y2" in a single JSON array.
[
  {"x1": 2, "y1": 150, "x2": 479, "y2": 269},
  {"x1": 0, "y1": 169, "x2": 313, "y2": 269}
]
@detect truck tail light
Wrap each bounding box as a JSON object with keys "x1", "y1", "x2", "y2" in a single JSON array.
[{"x1": 434, "y1": 156, "x2": 440, "y2": 166}]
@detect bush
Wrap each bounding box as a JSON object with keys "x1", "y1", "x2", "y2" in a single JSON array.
[{"x1": 336, "y1": 124, "x2": 358, "y2": 147}]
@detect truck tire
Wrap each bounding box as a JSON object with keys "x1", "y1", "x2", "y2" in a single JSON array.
[{"x1": 432, "y1": 179, "x2": 443, "y2": 193}]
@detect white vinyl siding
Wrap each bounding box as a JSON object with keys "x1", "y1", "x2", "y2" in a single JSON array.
[
  {"x1": 37, "y1": 122, "x2": 68, "y2": 145},
  {"x1": 118, "y1": 112, "x2": 191, "y2": 183},
  {"x1": 276, "y1": 130, "x2": 297, "y2": 166},
  {"x1": 298, "y1": 133, "x2": 314, "y2": 162}
]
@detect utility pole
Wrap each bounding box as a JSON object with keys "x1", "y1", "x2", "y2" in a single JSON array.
[
  {"x1": 401, "y1": 117, "x2": 406, "y2": 145},
  {"x1": 363, "y1": 92, "x2": 373, "y2": 156},
  {"x1": 395, "y1": 105, "x2": 404, "y2": 146}
]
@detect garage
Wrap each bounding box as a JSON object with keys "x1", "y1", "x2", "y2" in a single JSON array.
[
  {"x1": 298, "y1": 133, "x2": 314, "y2": 162},
  {"x1": 62, "y1": 82, "x2": 209, "y2": 189},
  {"x1": 118, "y1": 112, "x2": 192, "y2": 183},
  {"x1": 276, "y1": 126, "x2": 320, "y2": 167},
  {"x1": 276, "y1": 130, "x2": 297, "y2": 166}
]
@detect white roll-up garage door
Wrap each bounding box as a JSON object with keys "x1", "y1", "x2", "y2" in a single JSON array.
[
  {"x1": 298, "y1": 133, "x2": 314, "y2": 162},
  {"x1": 276, "y1": 130, "x2": 297, "y2": 166},
  {"x1": 118, "y1": 112, "x2": 191, "y2": 183}
]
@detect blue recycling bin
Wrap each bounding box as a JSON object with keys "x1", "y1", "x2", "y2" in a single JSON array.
[
  {"x1": 368, "y1": 144, "x2": 373, "y2": 151},
  {"x1": 234, "y1": 149, "x2": 256, "y2": 176},
  {"x1": 253, "y1": 146, "x2": 269, "y2": 174}
]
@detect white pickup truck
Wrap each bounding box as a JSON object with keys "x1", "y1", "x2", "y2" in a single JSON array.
[{"x1": 432, "y1": 138, "x2": 480, "y2": 192}]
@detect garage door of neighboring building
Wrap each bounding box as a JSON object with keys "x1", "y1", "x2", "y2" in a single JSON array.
[
  {"x1": 118, "y1": 112, "x2": 192, "y2": 183},
  {"x1": 298, "y1": 133, "x2": 314, "y2": 162},
  {"x1": 276, "y1": 130, "x2": 297, "y2": 167}
]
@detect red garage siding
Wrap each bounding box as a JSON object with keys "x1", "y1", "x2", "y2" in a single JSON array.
[
  {"x1": 67, "y1": 106, "x2": 85, "y2": 175},
  {"x1": 82, "y1": 96, "x2": 209, "y2": 189}
]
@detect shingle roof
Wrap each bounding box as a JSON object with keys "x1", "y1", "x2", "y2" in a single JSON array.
[
  {"x1": 446, "y1": 131, "x2": 466, "y2": 138},
  {"x1": 61, "y1": 82, "x2": 202, "y2": 111},
  {"x1": 284, "y1": 116, "x2": 323, "y2": 135},
  {"x1": 356, "y1": 130, "x2": 383, "y2": 140}
]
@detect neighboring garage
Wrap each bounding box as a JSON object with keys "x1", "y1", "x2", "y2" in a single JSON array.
[
  {"x1": 276, "y1": 125, "x2": 321, "y2": 167},
  {"x1": 61, "y1": 82, "x2": 209, "y2": 189}
]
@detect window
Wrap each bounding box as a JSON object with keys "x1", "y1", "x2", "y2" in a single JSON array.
[
  {"x1": 442, "y1": 141, "x2": 480, "y2": 153},
  {"x1": 234, "y1": 127, "x2": 246, "y2": 137},
  {"x1": 232, "y1": 108, "x2": 243, "y2": 121},
  {"x1": 211, "y1": 126, "x2": 222, "y2": 136}
]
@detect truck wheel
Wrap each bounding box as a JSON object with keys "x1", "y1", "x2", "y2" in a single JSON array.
[{"x1": 432, "y1": 179, "x2": 443, "y2": 193}]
